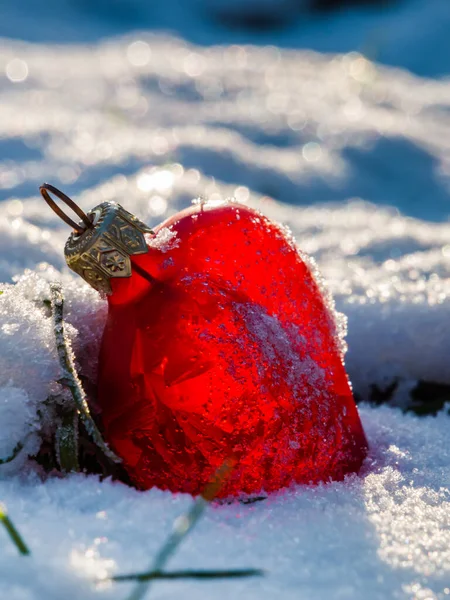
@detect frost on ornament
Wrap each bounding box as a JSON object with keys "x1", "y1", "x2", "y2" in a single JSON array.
[{"x1": 145, "y1": 227, "x2": 180, "y2": 253}]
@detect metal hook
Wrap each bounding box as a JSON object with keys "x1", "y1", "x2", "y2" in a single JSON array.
[{"x1": 39, "y1": 183, "x2": 93, "y2": 235}]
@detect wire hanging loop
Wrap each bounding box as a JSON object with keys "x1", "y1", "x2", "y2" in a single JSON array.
[{"x1": 39, "y1": 183, "x2": 92, "y2": 235}]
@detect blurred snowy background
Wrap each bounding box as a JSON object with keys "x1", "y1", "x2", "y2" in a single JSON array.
[{"x1": 0, "y1": 1, "x2": 449, "y2": 599}]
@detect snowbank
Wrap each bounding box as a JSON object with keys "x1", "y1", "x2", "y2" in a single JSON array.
[{"x1": 0, "y1": 407, "x2": 448, "y2": 599}]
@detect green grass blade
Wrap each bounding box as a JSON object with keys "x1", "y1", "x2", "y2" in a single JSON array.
[
  {"x1": 0, "y1": 441, "x2": 24, "y2": 465},
  {"x1": 127, "y1": 458, "x2": 235, "y2": 600},
  {"x1": 0, "y1": 504, "x2": 30, "y2": 555},
  {"x1": 55, "y1": 405, "x2": 80, "y2": 473},
  {"x1": 113, "y1": 568, "x2": 263, "y2": 582}
]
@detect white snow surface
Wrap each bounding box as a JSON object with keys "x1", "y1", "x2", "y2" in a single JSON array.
[
  {"x1": 0, "y1": 0, "x2": 450, "y2": 598},
  {"x1": 0, "y1": 408, "x2": 449, "y2": 600}
]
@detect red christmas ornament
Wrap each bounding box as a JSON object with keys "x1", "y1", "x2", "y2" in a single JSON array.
[{"x1": 42, "y1": 185, "x2": 368, "y2": 498}]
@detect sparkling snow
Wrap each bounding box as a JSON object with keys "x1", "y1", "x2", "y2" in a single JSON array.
[{"x1": 0, "y1": 0, "x2": 449, "y2": 598}]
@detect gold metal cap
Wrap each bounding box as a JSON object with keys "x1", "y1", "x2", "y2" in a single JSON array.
[{"x1": 40, "y1": 184, "x2": 153, "y2": 294}]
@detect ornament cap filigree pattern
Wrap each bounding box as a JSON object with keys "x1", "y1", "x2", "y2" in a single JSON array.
[{"x1": 64, "y1": 202, "x2": 154, "y2": 293}]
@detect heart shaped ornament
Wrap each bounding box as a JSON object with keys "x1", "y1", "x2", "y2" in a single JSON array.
[{"x1": 48, "y1": 187, "x2": 368, "y2": 498}]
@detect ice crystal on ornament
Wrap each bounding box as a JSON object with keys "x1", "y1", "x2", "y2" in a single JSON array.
[
  {"x1": 145, "y1": 227, "x2": 180, "y2": 253},
  {"x1": 298, "y1": 247, "x2": 349, "y2": 359}
]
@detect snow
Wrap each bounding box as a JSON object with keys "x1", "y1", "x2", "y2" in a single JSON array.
[
  {"x1": 0, "y1": 408, "x2": 449, "y2": 599},
  {"x1": 0, "y1": 0, "x2": 450, "y2": 597},
  {"x1": 145, "y1": 227, "x2": 180, "y2": 253}
]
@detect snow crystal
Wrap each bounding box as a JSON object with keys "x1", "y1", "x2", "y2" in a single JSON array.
[
  {"x1": 145, "y1": 227, "x2": 180, "y2": 253},
  {"x1": 0, "y1": 268, "x2": 106, "y2": 470},
  {"x1": 0, "y1": 387, "x2": 40, "y2": 470}
]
